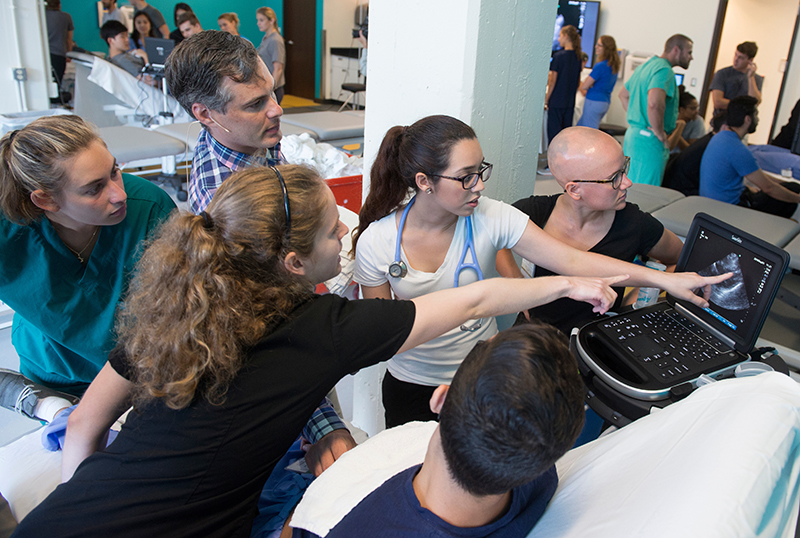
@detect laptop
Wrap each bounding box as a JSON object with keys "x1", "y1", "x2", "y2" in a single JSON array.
[
  {"x1": 143, "y1": 37, "x2": 175, "y2": 71},
  {"x1": 575, "y1": 213, "x2": 789, "y2": 401}
]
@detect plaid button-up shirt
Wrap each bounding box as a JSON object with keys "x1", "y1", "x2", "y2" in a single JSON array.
[{"x1": 189, "y1": 128, "x2": 286, "y2": 214}]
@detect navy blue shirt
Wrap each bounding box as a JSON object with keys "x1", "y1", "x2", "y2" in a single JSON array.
[
  {"x1": 295, "y1": 464, "x2": 558, "y2": 538},
  {"x1": 549, "y1": 50, "x2": 582, "y2": 109}
]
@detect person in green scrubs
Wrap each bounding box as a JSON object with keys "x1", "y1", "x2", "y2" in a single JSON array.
[
  {"x1": 619, "y1": 34, "x2": 693, "y2": 185},
  {"x1": 0, "y1": 115, "x2": 175, "y2": 419}
]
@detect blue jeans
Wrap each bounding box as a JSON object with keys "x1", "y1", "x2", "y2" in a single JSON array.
[{"x1": 577, "y1": 98, "x2": 610, "y2": 129}]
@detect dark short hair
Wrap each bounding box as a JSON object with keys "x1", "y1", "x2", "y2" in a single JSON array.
[
  {"x1": 166, "y1": 30, "x2": 263, "y2": 118},
  {"x1": 679, "y1": 88, "x2": 697, "y2": 109},
  {"x1": 665, "y1": 34, "x2": 692, "y2": 53},
  {"x1": 737, "y1": 41, "x2": 758, "y2": 59},
  {"x1": 173, "y1": 3, "x2": 192, "y2": 26},
  {"x1": 100, "y1": 20, "x2": 128, "y2": 44},
  {"x1": 438, "y1": 323, "x2": 585, "y2": 496},
  {"x1": 727, "y1": 95, "x2": 758, "y2": 128},
  {"x1": 177, "y1": 12, "x2": 200, "y2": 28},
  {"x1": 711, "y1": 111, "x2": 727, "y2": 133}
]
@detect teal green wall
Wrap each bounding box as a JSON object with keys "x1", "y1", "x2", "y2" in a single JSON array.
[{"x1": 64, "y1": 0, "x2": 322, "y2": 98}]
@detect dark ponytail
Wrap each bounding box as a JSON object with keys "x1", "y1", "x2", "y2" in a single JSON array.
[
  {"x1": 352, "y1": 115, "x2": 476, "y2": 252},
  {"x1": 561, "y1": 25, "x2": 582, "y2": 62}
]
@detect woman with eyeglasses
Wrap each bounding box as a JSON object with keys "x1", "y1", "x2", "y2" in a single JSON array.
[
  {"x1": 500, "y1": 126, "x2": 684, "y2": 335},
  {"x1": 354, "y1": 115, "x2": 723, "y2": 428},
  {"x1": 577, "y1": 35, "x2": 621, "y2": 129},
  {"x1": 15, "y1": 164, "x2": 624, "y2": 537}
]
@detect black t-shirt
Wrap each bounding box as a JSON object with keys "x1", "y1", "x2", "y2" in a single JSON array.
[
  {"x1": 512, "y1": 195, "x2": 664, "y2": 334},
  {"x1": 772, "y1": 99, "x2": 800, "y2": 150},
  {"x1": 13, "y1": 295, "x2": 416, "y2": 538},
  {"x1": 662, "y1": 132, "x2": 714, "y2": 196},
  {"x1": 549, "y1": 50, "x2": 582, "y2": 109}
]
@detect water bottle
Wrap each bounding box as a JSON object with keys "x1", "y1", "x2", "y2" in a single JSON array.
[{"x1": 633, "y1": 261, "x2": 666, "y2": 309}]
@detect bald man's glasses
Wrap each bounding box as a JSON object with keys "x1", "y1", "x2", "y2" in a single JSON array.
[
  {"x1": 571, "y1": 156, "x2": 630, "y2": 190},
  {"x1": 430, "y1": 161, "x2": 493, "y2": 190}
]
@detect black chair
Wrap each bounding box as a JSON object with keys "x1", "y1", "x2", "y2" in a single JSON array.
[{"x1": 338, "y1": 83, "x2": 366, "y2": 112}]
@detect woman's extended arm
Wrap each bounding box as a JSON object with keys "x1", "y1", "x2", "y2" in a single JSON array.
[
  {"x1": 400, "y1": 274, "x2": 624, "y2": 354},
  {"x1": 510, "y1": 221, "x2": 730, "y2": 308},
  {"x1": 61, "y1": 362, "x2": 133, "y2": 482}
]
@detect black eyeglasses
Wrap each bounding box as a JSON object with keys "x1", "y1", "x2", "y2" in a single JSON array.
[
  {"x1": 429, "y1": 161, "x2": 493, "y2": 190},
  {"x1": 571, "y1": 156, "x2": 630, "y2": 190},
  {"x1": 269, "y1": 166, "x2": 291, "y2": 240}
]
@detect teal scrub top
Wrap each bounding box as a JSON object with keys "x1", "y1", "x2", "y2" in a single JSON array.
[
  {"x1": 625, "y1": 56, "x2": 679, "y2": 133},
  {"x1": 0, "y1": 174, "x2": 176, "y2": 394}
]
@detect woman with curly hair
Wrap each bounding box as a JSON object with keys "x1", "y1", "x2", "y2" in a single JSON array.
[{"x1": 14, "y1": 164, "x2": 621, "y2": 537}]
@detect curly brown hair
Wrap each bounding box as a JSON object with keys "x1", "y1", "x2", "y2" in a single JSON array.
[{"x1": 118, "y1": 165, "x2": 329, "y2": 409}]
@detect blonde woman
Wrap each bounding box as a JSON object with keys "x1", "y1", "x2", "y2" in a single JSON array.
[
  {"x1": 218, "y1": 12, "x2": 252, "y2": 44},
  {"x1": 0, "y1": 115, "x2": 174, "y2": 417},
  {"x1": 256, "y1": 6, "x2": 286, "y2": 104}
]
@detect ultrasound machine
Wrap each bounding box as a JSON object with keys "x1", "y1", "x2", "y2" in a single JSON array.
[{"x1": 573, "y1": 213, "x2": 790, "y2": 426}]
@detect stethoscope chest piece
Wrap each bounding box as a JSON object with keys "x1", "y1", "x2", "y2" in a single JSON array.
[{"x1": 389, "y1": 260, "x2": 408, "y2": 279}]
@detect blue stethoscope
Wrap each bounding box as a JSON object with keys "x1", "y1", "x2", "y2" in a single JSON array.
[{"x1": 388, "y1": 196, "x2": 485, "y2": 331}]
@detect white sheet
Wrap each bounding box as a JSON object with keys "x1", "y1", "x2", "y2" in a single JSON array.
[
  {"x1": 4, "y1": 373, "x2": 799, "y2": 535},
  {"x1": 291, "y1": 372, "x2": 800, "y2": 538},
  {"x1": 87, "y1": 58, "x2": 192, "y2": 125}
]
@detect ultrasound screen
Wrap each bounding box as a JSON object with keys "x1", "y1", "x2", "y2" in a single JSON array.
[{"x1": 680, "y1": 227, "x2": 777, "y2": 339}]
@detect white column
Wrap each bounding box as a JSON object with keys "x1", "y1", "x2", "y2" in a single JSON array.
[{"x1": 343, "y1": 0, "x2": 558, "y2": 437}]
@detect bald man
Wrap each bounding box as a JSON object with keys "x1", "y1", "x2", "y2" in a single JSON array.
[{"x1": 498, "y1": 127, "x2": 684, "y2": 334}]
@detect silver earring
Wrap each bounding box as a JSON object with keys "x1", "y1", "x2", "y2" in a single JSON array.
[{"x1": 426, "y1": 188, "x2": 432, "y2": 194}]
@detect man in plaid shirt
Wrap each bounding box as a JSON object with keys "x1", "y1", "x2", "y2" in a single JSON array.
[
  {"x1": 166, "y1": 32, "x2": 356, "y2": 531},
  {"x1": 167, "y1": 30, "x2": 287, "y2": 214}
]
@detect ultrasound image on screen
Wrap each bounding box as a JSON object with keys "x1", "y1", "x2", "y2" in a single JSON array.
[
  {"x1": 698, "y1": 253, "x2": 750, "y2": 310},
  {"x1": 682, "y1": 226, "x2": 779, "y2": 338}
]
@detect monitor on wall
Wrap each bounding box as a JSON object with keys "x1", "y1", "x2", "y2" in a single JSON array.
[{"x1": 552, "y1": 1, "x2": 601, "y2": 68}]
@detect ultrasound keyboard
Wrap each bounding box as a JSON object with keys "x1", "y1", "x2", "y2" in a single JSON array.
[{"x1": 597, "y1": 307, "x2": 740, "y2": 382}]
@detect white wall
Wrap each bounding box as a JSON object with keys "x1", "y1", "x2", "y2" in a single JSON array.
[
  {"x1": 589, "y1": 0, "x2": 721, "y2": 128},
  {"x1": 0, "y1": 0, "x2": 51, "y2": 114},
  {"x1": 706, "y1": 0, "x2": 798, "y2": 144}
]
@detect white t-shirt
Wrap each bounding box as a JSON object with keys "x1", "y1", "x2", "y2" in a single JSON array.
[{"x1": 354, "y1": 197, "x2": 528, "y2": 385}]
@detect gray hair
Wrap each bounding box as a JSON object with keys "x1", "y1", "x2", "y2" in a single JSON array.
[{"x1": 166, "y1": 30, "x2": 263, "y2": 118}]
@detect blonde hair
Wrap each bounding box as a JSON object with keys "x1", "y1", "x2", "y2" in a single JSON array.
[
  {"x1": 218, "y1": 12, "x2": 240, "y2": 30},
  {"x1": 119, "y1": 165, "x2": 330, "y2": 410},
  {"x1": 256, "y1": 6, "x2": 279, "y2": 34},
  {"x1": 0, "y1": 115, "x2": 100, "y2": 225}
]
